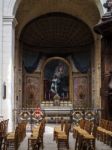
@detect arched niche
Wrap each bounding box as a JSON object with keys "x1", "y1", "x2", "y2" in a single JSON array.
[{"x1": 41, "y1": 57, "x2": 72, "y2": 102}]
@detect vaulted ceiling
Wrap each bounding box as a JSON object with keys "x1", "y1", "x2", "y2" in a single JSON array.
[
  {"x1": 16, "y1": 0, "x2": 100, "y2": 54},
  {"x1": 20, "y1": 13, "x2": 93, "y2": 53}
]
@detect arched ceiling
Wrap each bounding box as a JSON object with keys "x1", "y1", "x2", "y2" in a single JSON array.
[
  {"x1": 20, "y1": 13, "x2": 93, "y2": 52},
  {"x1": 16, "y1": 0, "x2": 101, "y2": 38}
]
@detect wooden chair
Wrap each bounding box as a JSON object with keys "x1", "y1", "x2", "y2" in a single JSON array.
[
  {"x1": 99, "y1": 120, "x2": 112, "y2": 146},
  {"x1": 0, "y1": 121, "x2": 5, "y2": 149},
  {"x1": 56, "y1": 121, "x2": 71, "y2": 150},
  {"x1": 97, "y1": 119, "x2": 108, "y2": 142},
  {"x1": 28, "y1": 120, "x2": 45, "y2": 150},
  {"x1": 106, "y1": 121, "x2": 112, "y2": 146},
  {"x1": 54, "y1": 118, "x2": 65, "y2": 140},
  {"x1": 6, "y1": 121, "x2": 26, "y2": 150},
  {"x1": 73, "y1": 119, "x2": 85, "y2": 150},
  {"x1": 0, "y1": 119, "x2": 9, "y2": 150},
  {"x1": 6, "y1": 126, "x2": 19, "y2": 150},
  {"x1": 74, "y1": 120, "x2": 96, "y2": 150},
  {"x1": 79, "y1": 121, "x2": 95, "y2": 150}
]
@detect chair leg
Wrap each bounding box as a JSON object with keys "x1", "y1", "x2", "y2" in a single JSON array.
[
  {"x1": 66, "y1": 141, "x2": 69, "y2": 149},
  {"x1": 75, "y1": 134, "x2": 78, "y2": 150}
]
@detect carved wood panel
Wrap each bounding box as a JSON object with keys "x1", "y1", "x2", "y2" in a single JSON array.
[{"x1": 101, "y1": 38, "x2": 112, "y2": 119}]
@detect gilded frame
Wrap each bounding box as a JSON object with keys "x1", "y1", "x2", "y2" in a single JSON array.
[{"x1": 41, "y1": 57, "x2": 73, "y2": 102}]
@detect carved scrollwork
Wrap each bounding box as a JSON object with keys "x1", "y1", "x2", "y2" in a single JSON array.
[
  {"x1": 19, "y1": 111, "x2": 30, "y2": 121},
  {"x1": 72, "y1": 111, "x2": 84, "y2": 125},
  {"x1": 85, "y1": 111, "x2": 95, "y2": 121}
]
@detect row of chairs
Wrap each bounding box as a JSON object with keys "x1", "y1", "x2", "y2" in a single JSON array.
[
  {"x1": 73, "y1": 119, "x2": 96, "y2": 150},
  {"x1": 54, "y1": 120, "x2": 71, "y2": 150},
  {"x1": 28, "y1": 119, "x2": 46, "y2": 150},
  {"x1": 97, "y1": 119, "x2": 112, "y2": 147},
  {"x1": 0, "y1": 119, "x2": 9, "y2": 149},
  {"x1": 6, "y1": 121, "x2": 27, "y2": 150}
]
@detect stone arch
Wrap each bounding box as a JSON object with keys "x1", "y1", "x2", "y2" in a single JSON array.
[
  {"x1": 7, "y1": 0, "x2": 104, "y2": 17},
  {"x1": 13, "y1": 0, "x2": 103, "y2": 40}
]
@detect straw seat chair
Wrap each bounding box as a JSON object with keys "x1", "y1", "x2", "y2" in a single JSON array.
[{"x1": 56, "y1": 121, "x2": 71, "y2": 150}]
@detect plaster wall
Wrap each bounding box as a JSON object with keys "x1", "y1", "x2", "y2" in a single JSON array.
[{"x1": 0, "y1": 0, "x2": 3, "y2": 116}]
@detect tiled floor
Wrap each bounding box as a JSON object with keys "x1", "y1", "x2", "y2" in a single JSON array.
[{"x1": 18, "y1": 124, "x2": 112, "y2": 150}]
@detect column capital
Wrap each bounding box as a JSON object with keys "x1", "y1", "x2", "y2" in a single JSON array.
[{"x1": 3, "y1": 16, "x2": 18, "y2": 27}]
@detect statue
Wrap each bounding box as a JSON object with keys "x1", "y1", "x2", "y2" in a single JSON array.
[{"x1": 102, "y1": 0, "x2": 112, "y2": 21}]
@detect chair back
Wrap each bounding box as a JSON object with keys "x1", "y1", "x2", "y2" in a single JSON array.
[
  {"x1": 61, "y1": 118, "x2": 64, "y2": 131},
  {"x1": 79, "y1": 119, "x2": 85, "y2": 129},
  {"x1": 64, "y1": 121, "x2": 71, "y2": 139},
  {"x1": 84, "y1": 120, "x2": 92, "y2": 134}
]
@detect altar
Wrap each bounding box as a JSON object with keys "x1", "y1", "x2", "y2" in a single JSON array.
[{"x1": 41, "y1": 102, "x2": 73, "y2": 123}]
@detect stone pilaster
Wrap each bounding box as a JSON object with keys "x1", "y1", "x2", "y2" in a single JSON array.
[
  {"x1": 2, "y1": 16, "x2": 17, "y2": 131},
  {"x1": 94, "y1": 36, "x2": 101, "y2": 108},
  {"x1": 0, "y1": 0, "x2": 3, "y2": 116}
]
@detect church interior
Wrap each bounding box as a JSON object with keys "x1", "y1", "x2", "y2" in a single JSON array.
[{"x1": 0, "y1": 0, "x2": 112, "y2": 149}]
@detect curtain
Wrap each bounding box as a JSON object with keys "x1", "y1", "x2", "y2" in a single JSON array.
[
  {"x1": 72, "y1": 51, "x2": 90, "y2": 73},
  {"x1": 23, "y1": 51, "x2": 40, "y2": 73}
]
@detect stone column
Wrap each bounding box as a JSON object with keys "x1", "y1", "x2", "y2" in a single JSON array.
[
  {"x1": 94, "y1": 36, "x2": 101, "y2": 108},
  {"x1": 2, "y1": 16, "x2": 17, "y2": 131},
  {"x1": 91, "y1": 36, "x2": 101, "y2": 109}
]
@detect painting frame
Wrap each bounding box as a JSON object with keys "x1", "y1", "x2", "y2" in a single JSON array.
[{"x1": 41, "y1": 57, "x2": 73, "y2": 102}]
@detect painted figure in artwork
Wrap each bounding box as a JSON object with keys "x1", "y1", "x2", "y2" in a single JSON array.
[
  {"x1": 102, "y1": 0, "x2": 112, "y2": 21},
  {"x1": 44, "y1": 59, "x2": 69, "y2": 101},
  {"x1": 50, "y1": 75, "x2": 59, "y2": 95},
  {"x1": 50, "y1": 62, "x2": 68, "y2": 99}
]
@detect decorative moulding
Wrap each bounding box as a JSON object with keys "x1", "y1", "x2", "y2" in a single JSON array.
[{"x1": 3, "y1": 16, "x2": 18, "y2": 27}]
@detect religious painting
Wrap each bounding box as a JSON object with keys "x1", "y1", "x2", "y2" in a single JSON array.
[
  {"x1": 23, "y1": 74, "x2": 40, "y2": 107},
  {"x1": 44, "y1": 59, "x2": 69, "y2": 101},
  {"x1": 73, "y1": 76, "x2": 89, "y2": 107}
]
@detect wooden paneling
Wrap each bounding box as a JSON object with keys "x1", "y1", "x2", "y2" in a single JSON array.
[{"x1": 101, "y1": 38, "x2": 112, "y2": 119}]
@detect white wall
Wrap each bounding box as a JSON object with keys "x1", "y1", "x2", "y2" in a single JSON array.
[
  {"x1": 2, "y1": 16, "x2": 17, "y2": 131},
  {"x1": 0, "y1": 0, "x2": 3, "y2": 116}
]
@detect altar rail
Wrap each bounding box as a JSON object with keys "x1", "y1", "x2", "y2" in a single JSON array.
[
  {"x1": 13, "y1": 108, "x2": 102, "y2": 125},
  {"x1": 71, "y1": 108, "x2": 102, "y2": 125}
]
